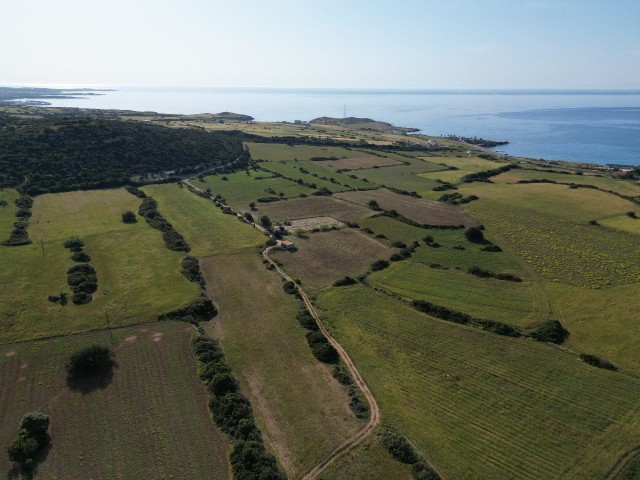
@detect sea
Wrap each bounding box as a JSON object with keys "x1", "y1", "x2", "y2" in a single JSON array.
[{"x1": 42, "y1": 87, "x2": 640, "y2": 166}]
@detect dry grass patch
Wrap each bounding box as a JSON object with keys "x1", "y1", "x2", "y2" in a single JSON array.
[
  {"x1": 254, "y1": 195, "x2": 373, "y2": 223},
  {"x1": 336, "y1": 188, "x2": 478, "y2": 226},
  {"x1": 272, "y1": 229, "x2": 394, "y2": 289}
]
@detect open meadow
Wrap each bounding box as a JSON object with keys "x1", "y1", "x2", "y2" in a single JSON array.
[
  {"x1": 200, "y1": 252, "x2": 361, "y2": 478},
  {"x1": 272, "y1": 229, "x2": 393, "y2": 290},
  {"x1": 318, "y1": 285, "x2": 640, "y2": 480},
  {"x1": 142, "y1": 183, "x2": 265, "y2": 256},
  {"x1": 0, "y1": 188, "x2": 199, "y2": 343},
  {"x1": 0, "y1": 321, "x2": 230, "y2": 479},
  {"x1": 253, "y1": 195, "x2": 373, "y2": 223}
]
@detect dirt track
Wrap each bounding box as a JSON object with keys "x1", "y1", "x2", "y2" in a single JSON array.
[{"x1": 263, "y1": 246, "x2": 381, "y2": 479}]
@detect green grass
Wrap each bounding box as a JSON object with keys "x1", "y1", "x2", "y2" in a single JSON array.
[
  {"x1": 458, "y1": 183, "x2": 640, "y2": 287},
  {"x1": 247, "y1": 142, "x2": 361, "y2": 162},
  {"x1": 258, "y1": 160, "x2": 373, "y2": 191},
  {"x1": 0, "y1": 189, "x2": 199, "y2": 343},
  {"x1": 0, "y1": 321, "x2": 230, "y2": 479},
  {"x1": 0, "y1": 189, "x2": 19, "y2": 241},
  {"x1": 418, "y1": 155, "x2": 507, "y2": 184},
  {"x1": 370, "y1": 261, "x2": 539, "y2": 326},
  {"x1": 200, "y1": 252, "x2": 361, "y2": 478},
  {"x1": 600, "y1": 214, "x2": 640, "y2": 235},
  {"x1": 318, "y1": 285, "x2": 640, "y2": 480},
  {"x1": 142, "y1": 183, "x2": 265, "y2": 256},
  {"x1": 359, "y1": 216, "x2": 432, "y2": 244},
  {"x1": 198, "y1": 170, "x2": 315, "y2": 211},
  {"x1": 318, "y1": 430, "x2": 412, "y2": 480},
  {"x1": 348, "y1": 161, "x2": 443, "y2": 195}
]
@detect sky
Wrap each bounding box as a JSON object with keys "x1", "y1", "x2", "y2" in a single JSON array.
[{"x1": 2, "y1": 0, "x2": 639, "y2": 89}]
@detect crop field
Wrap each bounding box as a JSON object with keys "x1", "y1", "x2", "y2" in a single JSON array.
[
  {"x1": 142, "y1": 183, "x2": 264, "y2": 256},
  {"x1": 247, "y1": 142, "x2": 362, "y2": 162},
  {"x1": 599, "y1": 214, "x2": 640, "y2": 235},
  {"x1": 0, "y1": 189, "x2": 199, "y2": 343},
  {"x1": 318, "y1": 285, "x2": 640, "y2": 480},
  {"x1": 258, "y1": 160, "x2": 374, "y2": 191},
  {"x1": 0, "y1": 189, "x2": 19, "y2": 241},
  {"x1": 253, "y1": 195, "x2": 373, "y2": 223},
  {"x1": 319, "y1": 430, "x2": 411, "y2": 480},
  {"x1": 272, "y1": 229, "x2": 394, "y2": 289},
  {"x1": 336, "y1": 188, "x2": 478, "y2": 226},
  {"x1": 200, "y1": 252, "x2": 360, "y2": 478},
  {"x1": 198, "y1": 171, "x2": 315, "y2": 211},
  {"x1": 314, "y1": 155, "x2": 403, "y2": 171},
  {"x1": 358, "y1": 215, "x2": 434, "y2": 243},
  {"x1": 370, "y1": 261, "x2": 538, "y2": 326},
  {"x1": 493, "y1": 167, "x2": 640, "y2": 198},
  {"x1": 348, "y1": 161, "x2": 444, "y2": 195},
  {"x1": 0, "y1": 321, "x2": 230, "y2": 479},
  {"x1": 459, "y1": 184, "x2": 640, "y2": 287}
]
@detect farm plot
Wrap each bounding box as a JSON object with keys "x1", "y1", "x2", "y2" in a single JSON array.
[
  {"x1": 318, "y1": 285, "x2": 640, "y2": 480},
  {"x1": 247, "y1": 142, "x2": 360, "y2": 162},
  {"x1": 0, "y1": 189, "x2": 199, "y2": 343},
  {"x1": 288, "y1": 216, "x2": 344, "y2": 231},
  {"x1": 336, "y1": 188, "x2": 478, "y2": 226},
  {"x1": 272, "y1": 229, "x2": 394, "y2": 289},
  {"x1": 198, "y1": 171, "x2": 315, "y2": 211},
  {"x1": 459, "y1": 184, "x2": 640, "y2": 287},
  {"x1": 0, "y1": 322, "x2": 230, "y2": 479},
  {"x1": 201, "y1": 252, "x2": 360, "y2": 478},
  {"x1": 349, "y1": 161, "x2": 444, "y2": 195},
  {"x1": 370, "y1": 261, "x2": 537, "y2": 326},
  {"x1": 259, "y1": 160, "x2": 373, "y2": 191},
  {"x1": 314, "y1": 155, "x2": 403, "y2": 171},
  {"x1": 143, "y1": 183, "x2": 264, "y2": 256},
  {"x1": 254, "y1": 195, "x2": 374, "y2": 223}
]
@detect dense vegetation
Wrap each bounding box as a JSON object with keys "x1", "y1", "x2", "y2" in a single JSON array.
[
  {"x1": 66, "y1": 345, "x2": 116, "y2": 380},
  {"x1": 0, "y1": 116, "x2": 246, "y2": 194},
  {"x1": 7, "y1": 412, "x2": 51, "y2": 477},
  {"x1": 2, "y1": 194, "x2": 33, "y2": 246},
  {"x1": 137, "y1": 196, "x2": 190, "y2": 252}
]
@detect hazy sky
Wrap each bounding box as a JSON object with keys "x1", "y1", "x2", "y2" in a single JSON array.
[{"x1": 2, "y1": 0, "x2": 639, "y2": 89}]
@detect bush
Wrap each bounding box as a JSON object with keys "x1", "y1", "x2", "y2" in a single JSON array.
[
  {"x1": 122, "y1": 210, "x2": 137, "y2": 223},
  {"x1": 333, "y1": 276, "x2": 356, "y2": 287},
  {"x1": 391, "y1": 241, "x2": 407, "y2": 248},
  {"x1": 464, "y1": 226, "x2": 485, "y2": 243},
  {"x1": 482, "y1": 245, "x2": 502, "y2": 252},
  {"x1": 530, "y1": 320, "x2": 569, "y2": 344},
  {"x1": 125, "y1": 186, "x2": 146, "y2": 198},
  {"x1": 71, "y1": 251, "x2": 91, "y2": 262},
  {"x1": 63, "y1": 237, "x2": 85, "y2": 250},
  {"x1": 380, "y1": 431, "x2": 418, "y2": 464},
  {"x1": 580, "y1": 353, "x2": 617, "y2": 371},
  {"x1": 306, "y1": 331, "x2": 339, "y2": 363},
  {"x1": 67, "y1": 345, "x2": 116, "y2": 379},
  {"x1": 282, "y1": 281, "x2": 297, "y2": 295},
  {"x1": 260, "y1": 215, "x2": 272, "y2": 229},
  {"x1": 1, "y1": 226, "x2": 32, "y2": 246},
  {"x1": 72, "y1": 291, "x2": 93, "y2": 304},
  {"x1": 162, "y1": 229, "x2": 190, "y2": 252},
  {"x1": 371, "y1": 259, "x2": 390, "y2": 271},
  {"x1": 7, "y1": 412, "x2": 50, "y2": 474},
  {"x1": 208, "y1": 373, "x2": 239, "y2": 396},
  {"x1": 162, "y1": 297, "x2": 218, "y2": 322},
  {"x1": 296, "y1": 310, "x2": 318, "y2": 331},
  {"x1": 181, "y1": 255, "x2": 204, "y2": 284},
  {"x1": 412, "y1": 462, "x2": 442, "y2": 480},
  {"x1": 627, "y1": 211, "x2": 637, "y2": 219}
]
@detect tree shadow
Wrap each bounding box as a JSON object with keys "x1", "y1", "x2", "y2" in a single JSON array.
[{"x1": 66, "y1": 364, "x2": 117, "y2": 395}]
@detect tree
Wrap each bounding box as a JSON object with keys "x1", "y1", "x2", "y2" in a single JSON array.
[
  {"x1": 7, "y1": 412, "x2": 50, "y2": 475},
  {"x1": 464, "y1": 226, "x2": 485, "y2": 243},
  {"x1": 121, "y1": 211, "x2": 137, "y2": 223},
  {"x1": 243, "y1": 212, "x2": 254, "y2": 223},
  {"x1": 260, "y1": 215, "x2": 272, "y2": 230},
  {"x1": 66, "y1": 345, "x2": 116, "y2": 380}
]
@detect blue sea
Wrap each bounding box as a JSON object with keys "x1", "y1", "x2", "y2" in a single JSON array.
[{"x1": 43, "y1": 87, "x2": 640, "y2": 166}]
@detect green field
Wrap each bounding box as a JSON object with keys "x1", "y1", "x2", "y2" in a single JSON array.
[
  {"x1": 201, "y1": 252, "x2": 361, "y2": 478},
  {"x1": 0, "y1": 322, "x2": 230, "y2": 479},
  {"x1": 371, "y1": 261, "x2": 539, "y2": 326},
  {"x1": 258, "y1": 160, "x2": 373, "y2": 192},
  {"x1": 0, "y1": 189, "x2": 20, "y2": 241},
  {"x1": 0, "y1": 189, "x2": 199, "y2": 343},
  {"x1": 458, "y1": 182, "x2": 640, "y2": 287},
  {"x1": 142, "y1": 183, "x2": 265, "y2": 256},
  {"x1": 600, "y1": 214, "x2": 640, "y2": 235},
  {"x1": 318, "y1": 285, "x2": 640, "y2": 480},
  {"x1": 247, "y1": 142, "x2": 361, "y2": 162},
  {"x1": 198, "y1": 170, "x2": 315, "y2": 211},
  {"x1": 348, "y1": 161, "x2": 443, "y2": 195}
]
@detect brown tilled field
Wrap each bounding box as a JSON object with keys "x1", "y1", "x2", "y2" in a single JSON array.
[
  {"x1": 314, "y1": 156, "x2": 403, "y2": 171},
  {"x1": 0, "y1": 322, "x2": 230, "y2": 479},
  {"x1": 253, "y1": 196, "x2": 374, "y2": 223},
  {"x1": 272, "y1": 229, "x2": 394, "y2": 289},
  {"x1": 336, "y1": 188, "x2": 478, "y2": 226}
]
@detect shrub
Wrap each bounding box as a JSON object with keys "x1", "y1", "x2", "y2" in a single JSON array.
[
  {"x1": 67, "y1": 345, "x2": 116, "y2": 379},
  {"x1": 1, "y1": 227, "x2": 32, "y2": 246},
  {"x1": 63, "y1": 237, "x2": 85, "y2": 250},
  {"x1": 125, "y1": 186, "x2": 146, "y2": 198},
  {"x1": 391, "y1": 241, "x2": 407, "y2": 248},
  {"x1": 380, "y1": 431, "x2": 418, "y2": 464},
  {"x1": 122, "y1": 210, "x2": 137, "y2": 223},
  {"x1": 72, "y1": 291, "x2": 93, "y2": 305},
  {"x1": 333, "y1": 276, "x2": 356, "y2": 287},
  {"x1": 71, "y1": 251, "x2": 91, "y2": 262},
  {"x1": 181, "y1": 255, "x2": 204, "y2": 284},
  {"x1": 208, "y1": 373, "x2": 239, "y2": 396},
  {"x1": 627, "y1": 211, "x2": 637, "y2": 219},
  {"x1": 7, "y1": 412, "x2": 50, "y2": 475},
  {"x1": 482, "y1": 245, "x2": 502, "y2": 252},
  {"x1": 282, "y1": 281, "x2": 297, "y2": 295},
  {"x1": 412, "y1": 462, "x2": 442, "y2": 480},
  {"x1": 210, "y1": 393, "x2": 254, "y2": 437},
  {"x1": 464, "y1": 226, "x2": 485, "y2": 243},
  {"x1": 260, "y1": 215, "x2": 272, "y2": 230},
  {"x1": 371, "y1": 259, "x2": 390, "y2": 271},
  {"x1": 306, "y1": 331, "x2": 339, "y2": 363},
  {"x1": 580, "y1": 353, "x2": 617, "y2": 371},
  {"x1": 296, "y1": 310, "x2": 318, "y2": 330},
  {"x1": 162, "y1": 297, "x2": 218, "y2": 322},
  {"x1": 530, "y1": 320, "x2": 569, "y2": 344},
  {"x1": 162, "y1": 229, "x2": 190, "y2": 252},
  {"x1": 243, "y1": 212, "x2": 254, "y2": 222},
  {"x1": 332, "y1": 364, "x2": 352, "y2": 385}
]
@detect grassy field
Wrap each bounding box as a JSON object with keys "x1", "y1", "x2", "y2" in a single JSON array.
[
  {"x1": 142, "y1": 183, "x2": 265, "y2": 256},
  {"x1": 0, "y1": 321, "x2": 230, "y2": 479},
  {"x1": 370, "y1": 261, "x2": 539, "y2": 326},
  {"x1": 272, "y1": 229, "x2": 393, "y2": 290},
  {"x1": 600, "y1": 214, "x2": 640, "y2": 235},
  {"x1": 258, "y1": 160, "x2": 373, "y2": 192},
  {"x1": 318, "y1": 430, "x2": 412, "y2": 480},
  {"x1": 418, "y1": 155, "x2": 507, "y2": 183},
  {"x1": 336, "y1": 188, "x2": 478, "y2": 226},
  {"x1": 0, "y1": 189, "x2": 19, "y2": 241},
  {"x1": 247, "y1": 143, "x2": 361, "y2": 162},
  {"x1": 315, "y1": 155, "x2": 403, "y2": 171},
  {"x1": 318, "y1": 285, "x2": 640, "y2": 480},
  {"x1": 0, "y1": 189, "x2": 199, "y2": 343},
  {"x1": 197, "y1": 171, "x2": 315, "y2": 211},
  {"x1": 458, "y1": 182, "x2": 640, "y2": 287},
  {"x1": 348, "y1": 161, "x2": 443, "y2": 195},
  {"x1": 253, "y1": 195, "x2": 373, "y2": 223},
  {"x1": 200, "y1": 252, "x2": 361, "y2": 478}
]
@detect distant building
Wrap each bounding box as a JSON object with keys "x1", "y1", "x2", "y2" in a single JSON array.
[{"x1": 280, "y1": 240, "x2": 295, "y2": 250}]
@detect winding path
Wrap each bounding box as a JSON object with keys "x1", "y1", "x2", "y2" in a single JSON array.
[{"x1": 262, "y1": 246, "x2": 381, "y2": 479}]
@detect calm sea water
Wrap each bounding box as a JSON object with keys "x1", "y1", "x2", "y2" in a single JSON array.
[{"x1": 45, "y1": 87, "x2": 640, "y2": 166}]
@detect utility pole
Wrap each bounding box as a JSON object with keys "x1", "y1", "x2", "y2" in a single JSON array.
[
  {"x1": 40, "y1": 236, "x2": 44, "y2": 256},
  {"x1": 105, "y1": 307, "x2": 115, "y2": 344}
]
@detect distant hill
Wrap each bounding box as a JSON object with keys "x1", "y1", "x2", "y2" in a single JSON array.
[
  {"x1": 0, "y1": 115, "x2": 246, "y2": 194},
  {"x1": 309, "y1": 116, "x2": 419, "y2": 133}
]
